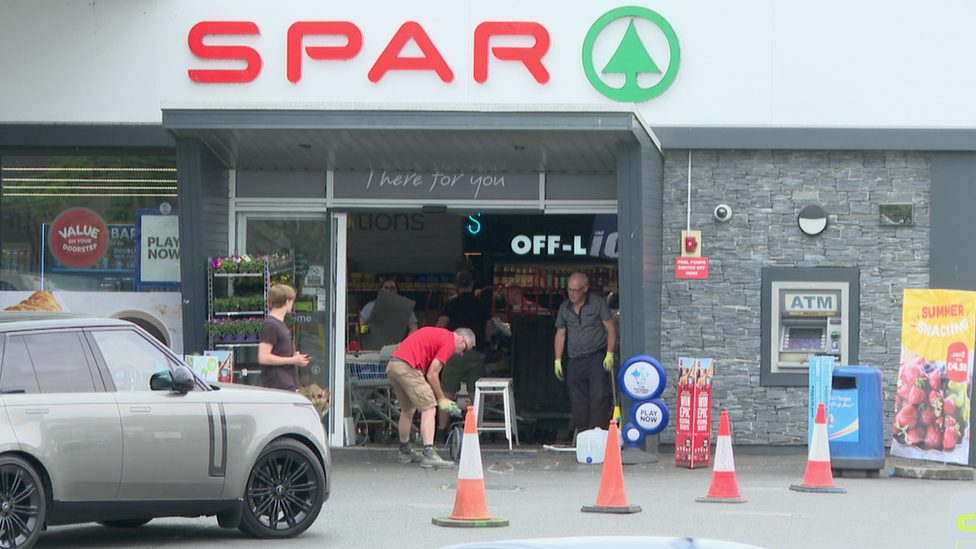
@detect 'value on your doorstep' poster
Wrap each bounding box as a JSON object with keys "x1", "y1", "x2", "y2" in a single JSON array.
[{"x1": 892, "y1": 289, "x2": 975, "y2": 465}]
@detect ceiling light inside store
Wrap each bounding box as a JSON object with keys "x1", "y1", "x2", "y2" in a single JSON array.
[{"x1": 1, "y1": 166, "x2": 177, "y2": 198}]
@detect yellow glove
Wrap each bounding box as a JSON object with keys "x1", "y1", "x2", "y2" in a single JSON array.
[
  {"x1": 437, "y1": 398, "x2": 456, "y2": 412},
  {"x1": 603, "y1": 352, "x2": 614, "y2": 372},
  {"x1": 554, "y1": 359, "x2": 564, "y2": 381},
  {"x1": 360, "y1": 324, "x2": 370, "y2": 334}
]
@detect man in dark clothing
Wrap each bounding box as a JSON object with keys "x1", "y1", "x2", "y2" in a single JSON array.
[
  {"x1": 554, "y1": 272, "x2": 616, "y2": 432},
  {"x1": 435, "y1": 270, "x2": 492, "y2": 437},
  {"x1": 258, "y1": 284, "x2": 309, "y2": 391}
]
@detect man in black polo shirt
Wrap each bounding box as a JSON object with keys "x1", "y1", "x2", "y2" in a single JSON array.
[
  {"x1": 435, "y1": 270, "x2": 492, "y2": 439},
  {"x1": 554, "y1": 272, "x2": 616, "y2": 432}
]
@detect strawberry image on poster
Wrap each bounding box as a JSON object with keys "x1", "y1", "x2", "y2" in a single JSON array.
[
  {"x1": 892, "y1": 360, "x2": 948, "y2": 449},
  {"x1": 49, "y1": 208, "x2": 108, "y2": 268}
]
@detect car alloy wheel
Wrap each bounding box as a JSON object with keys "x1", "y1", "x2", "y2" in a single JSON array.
[
  {"x1": 0, "y1": 456, "x2": 45, "y2": 549},
  {"x1": 239, "y1": 439, "x2": 324, "y2": 539}
]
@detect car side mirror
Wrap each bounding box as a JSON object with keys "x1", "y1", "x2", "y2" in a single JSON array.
[
  {"x1": 150, "y1": 366, "x2": 195, "y2": 393},
  {"x1": 149, "y1": 371, "x2": 173, "y2": 391},
  {"x1": 172, "y1": 366, "x2": 196, "y2": 393}
]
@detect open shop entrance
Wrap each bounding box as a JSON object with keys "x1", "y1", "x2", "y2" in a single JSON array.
[{"x1": 343, "y1": 211, "x2": 620, "y2": 447}]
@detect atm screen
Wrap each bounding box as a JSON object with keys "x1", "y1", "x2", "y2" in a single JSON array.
[{"x1": 785, "y1": 327, "x2": 824, "y2": 350}]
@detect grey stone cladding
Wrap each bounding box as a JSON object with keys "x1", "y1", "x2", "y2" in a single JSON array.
[{"x1": 658, "y1": 150, "x2": 930, "y2": 447}]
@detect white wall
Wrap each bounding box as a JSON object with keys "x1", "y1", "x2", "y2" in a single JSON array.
[{"x1": 1, "y1": 0, "x2": 974, "y2": 128}]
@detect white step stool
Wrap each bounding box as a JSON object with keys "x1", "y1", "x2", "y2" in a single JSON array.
[{"x1": 473, "y1": 378, "x2": 518, "y2": 451}]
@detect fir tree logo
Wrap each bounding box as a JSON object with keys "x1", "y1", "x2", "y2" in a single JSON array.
[{"x1": 582, "y1": 6, "x2": 681, "y2": 103}]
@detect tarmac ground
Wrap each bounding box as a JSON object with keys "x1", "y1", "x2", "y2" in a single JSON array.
[{"x1": 324, "y1": 442, "x2": 975, "y2": 549}]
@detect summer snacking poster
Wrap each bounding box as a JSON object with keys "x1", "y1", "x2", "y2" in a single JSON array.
[{"x1": 892, "y1": 289, "x2": 975, "y2": 465}]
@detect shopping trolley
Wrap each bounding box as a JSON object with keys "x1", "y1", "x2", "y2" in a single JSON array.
[{"x1": 346, "y1": 352, "x2": 401, "y2": 445}]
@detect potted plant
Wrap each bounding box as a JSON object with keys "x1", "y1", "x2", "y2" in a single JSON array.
[
  {"x1": 207, "y1": 319, "x2": 232, "y2": 342},
  {"x1": 267, "y1": 253, "x2": 290, "y2": 273},
  {"x1": 212, "y1": 297, "x2": 232, "y2": 313},
  {"x1": 206, "y1": 318, "x2": 219, "y2": 342},
  {"x1": 245, "y1": 317, "x2": 262, "y2": 341},
  {"x1": 240, "y1": 295, "x2": 265, "y2": 313},
  {"x1": 212, "y1": 256, "x2": 238, "y2": 274},
  {"x1": 229, "y1": 318, "x2": 247, "y2": 341},
  {"x1": 239, "y1": 254, "x2": 266, "y2": 274}
]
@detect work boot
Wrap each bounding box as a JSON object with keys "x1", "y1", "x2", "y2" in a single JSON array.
[
  {"x1": 420, "y1": 449, "x2": 455, "y2": 469},
  {"x1": 397, "y1": 447, "x2": 423, "y2": 463}
]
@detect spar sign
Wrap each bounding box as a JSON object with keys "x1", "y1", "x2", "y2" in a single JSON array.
[
  {"x1": 185, "y1": 7, "x2": 680, "y2": 103},
  {"x1": 49, "y1": 208, "x2": 108, "y2": 269}
]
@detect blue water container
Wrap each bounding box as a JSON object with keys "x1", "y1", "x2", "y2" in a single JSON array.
[{"x1": 828, "y1": 366, "x2": 885, "y2": 475}]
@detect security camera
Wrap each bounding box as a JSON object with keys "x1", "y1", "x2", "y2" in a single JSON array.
[{"x1": 713, "y1": 204, "x2": 733, "y2": 222}]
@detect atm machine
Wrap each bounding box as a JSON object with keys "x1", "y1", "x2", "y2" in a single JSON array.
[
  {"x1": 774, "y1": 284, "x2": 846, "y2": 368},
  {"x1": 761, "y1": 268, "x2": 859, "y2": 386}
]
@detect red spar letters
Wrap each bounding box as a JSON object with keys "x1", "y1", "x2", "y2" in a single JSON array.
[{"x1": 188, "y1": 19, "x2": 551, "y2": 84}]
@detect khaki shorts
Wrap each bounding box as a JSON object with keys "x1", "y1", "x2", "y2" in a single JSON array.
[{"x1": 386, "y1": 359, "x2": 437, "y2": 412}]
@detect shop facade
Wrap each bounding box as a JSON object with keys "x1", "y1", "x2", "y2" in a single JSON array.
[{"x1": 3, "y1": 2, "x2": 976, "y2": 455}]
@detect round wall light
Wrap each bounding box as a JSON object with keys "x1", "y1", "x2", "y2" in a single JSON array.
[{"x1": 797, "y1": 205, "x2": 828, "y2": 236}]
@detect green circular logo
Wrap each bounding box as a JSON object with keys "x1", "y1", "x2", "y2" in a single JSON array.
[{"x1": 582, "y1": 6, "x2": 681, "y2": 103}]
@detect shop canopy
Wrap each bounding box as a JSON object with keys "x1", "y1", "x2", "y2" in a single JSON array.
[{"x1": 162, "y1": 109, "x2": 656, "y2": 175}]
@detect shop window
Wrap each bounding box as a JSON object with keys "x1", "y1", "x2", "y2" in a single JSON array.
[
  {"x1": 0, "y1": 156, "x2": 185, "y2": 353},
  {"x1": 0, "y1": 155, "x2": 178, "y2": 293}
]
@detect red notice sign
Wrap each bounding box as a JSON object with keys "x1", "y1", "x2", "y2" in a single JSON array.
[
  {"x1": 49, "y1": 208, "x2": 108, "y2": 268},
  {"x1": 676, "y1": 257, "x2": 708, "y2": 279}
]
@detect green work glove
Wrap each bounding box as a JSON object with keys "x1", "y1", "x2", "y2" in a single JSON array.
[
  {"x1": 554, "y1": 359, "x2": 564, "y2": 381},
  {"x1": 360, "y1": 324, "x2": 370, "y2": 334},
  {"x1": 603, "y1": 351, "x2": 615, "y2": 372},
  {"x1": 437, "y1": 398, "x2": 456, "y2": 413},
  {"x1": 437, "y1": 398, "x2": 462, "y2": 418}
]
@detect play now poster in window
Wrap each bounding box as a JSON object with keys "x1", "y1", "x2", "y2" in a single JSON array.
[{"x1": 137, "y1": 208, "x2": 180, "y2": 288}]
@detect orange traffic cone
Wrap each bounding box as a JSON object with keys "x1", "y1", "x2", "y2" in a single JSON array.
[
  {"x1": 696, "y1": 410, "x2": 746, "y2": 503},
  {"x1": 432, "y1": 406, "x2": 509, "y2": 527},
  {"x1": 790, "y1": 403, "x2": 846, "y2": 493},
  {"x1": 581, "y1": 419, "x2": 642, "y2": 514}
]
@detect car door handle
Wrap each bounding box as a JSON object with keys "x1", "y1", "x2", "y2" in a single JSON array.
[
  {"x1": 129, "y1": 406, "x2": 151, "y2": 413},
  {"x1": 25, "y1": 408, "x2": 49, "y2": 415}
]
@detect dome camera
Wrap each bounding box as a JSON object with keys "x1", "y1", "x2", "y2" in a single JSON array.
[{"x1": 713, "y1": 204, "x2": 733, "y2": 222}]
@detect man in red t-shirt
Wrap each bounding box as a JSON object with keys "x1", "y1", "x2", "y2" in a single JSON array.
[{"x1": 387, "y1": 326, "x2": 475, "y2": 468}]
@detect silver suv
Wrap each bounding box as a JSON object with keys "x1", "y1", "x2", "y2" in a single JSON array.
[{"x1": 0, "y1": 312, "x2": 330, "y2": 549}]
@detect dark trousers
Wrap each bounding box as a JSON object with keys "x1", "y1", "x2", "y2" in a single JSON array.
[{"x1": 566, "y1": 352, "x2": 610, "y2": 432}]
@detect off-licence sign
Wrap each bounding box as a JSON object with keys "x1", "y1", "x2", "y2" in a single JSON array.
[{"x1": 675, "y1": 257, "x2": 707, "y2": 279}]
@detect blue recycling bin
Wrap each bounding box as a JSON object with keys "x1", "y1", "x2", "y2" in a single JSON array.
[{"x1": 828, "y1": 366, "x2": 885, "y2": 475}]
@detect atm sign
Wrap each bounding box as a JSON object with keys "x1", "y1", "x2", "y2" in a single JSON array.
[{"x1": 784, "y1": 293, "x2": 836, "y2": 315}]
